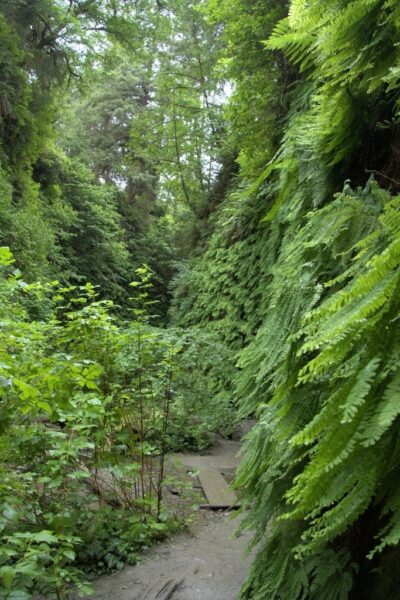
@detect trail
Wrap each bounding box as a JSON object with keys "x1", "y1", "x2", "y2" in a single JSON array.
[{"x1": 87, "y1": 437, "x2": 254, "y2": 600}]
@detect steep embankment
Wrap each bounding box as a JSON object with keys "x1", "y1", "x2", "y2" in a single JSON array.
[{"x1": 172, "y1": 1, "x2": 400, "y2": 599}]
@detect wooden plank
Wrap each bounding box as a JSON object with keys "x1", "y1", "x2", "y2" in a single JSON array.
[
  {"x1": 144, "y1": 576, "x2": 185, "y2": 600},
  {"x1": 154, "y1": 578, "x2": 184, "y2": 600},
  {"x1": 198, "y1": 468, "x2": 240, "y2": 509}
]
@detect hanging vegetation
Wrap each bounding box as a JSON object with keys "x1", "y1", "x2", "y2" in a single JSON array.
[{"x1": 172, "y1": 1, "x2": 400, "y2": 598}]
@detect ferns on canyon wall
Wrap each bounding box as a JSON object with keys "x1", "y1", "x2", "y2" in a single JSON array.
[{"x1": 172, "y1": 1, "x2": 400, "y2": 597}]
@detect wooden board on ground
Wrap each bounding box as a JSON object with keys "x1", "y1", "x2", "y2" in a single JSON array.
[
  {"x1": 198, "y1": 468, "x2": 240, "y2": 510},
  {"x1": 143, "y1": 575, "x2": 185, "y2": 599}
]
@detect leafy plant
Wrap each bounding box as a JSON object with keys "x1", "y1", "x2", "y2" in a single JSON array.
[{"x1": 0, "y1": 251, "x2": 235, "y2": 598}]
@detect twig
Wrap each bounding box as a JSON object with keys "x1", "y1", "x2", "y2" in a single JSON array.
[{"x1": 365, "y1": 169, "x2": 400, "y2": 186}]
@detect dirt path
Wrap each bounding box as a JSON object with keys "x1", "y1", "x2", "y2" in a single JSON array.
[{"x1": 87, "y1": 438, "x2": 254, "y2": 600}]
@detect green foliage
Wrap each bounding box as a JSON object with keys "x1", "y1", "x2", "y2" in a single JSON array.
[
  {"x1": 58, "y1": 160, "x2": 131, "y2": 300},
  {"x1": 3, "y1": 0, "x2": 400, "y2": 598},
  {"x1": 171, "y1": 187, "x2": 275, "y2": 347},
  {"x1": 165, "y1": 327, "x2": 238, "y2": 449},
  {"x1": 0, "y1": 252, "x2": 235, "y2": 598},
  {"x1": 75, "y1": 508, "x2": 170, "y2": 575},
  {"x1": 207, "y1": 0, "x2": 289, "y2": 177},
  {"x1": 236, "y1": 182, "x2": 400, "y2": 599},
  {"x1": 0, "y1": 0, "x2": 186, "y2": 313},
  {"x1": 172, "y1": 1, "x2": 400, "y2": 599}
]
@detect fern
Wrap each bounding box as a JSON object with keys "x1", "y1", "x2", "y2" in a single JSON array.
[{"x1": 172, "y1": 1, "x2": 400, "y2": 598}]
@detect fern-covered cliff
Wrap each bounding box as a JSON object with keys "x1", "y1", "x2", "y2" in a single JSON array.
[{"x1": 172, "y1": 1, "x2": 400, "y2": 598}]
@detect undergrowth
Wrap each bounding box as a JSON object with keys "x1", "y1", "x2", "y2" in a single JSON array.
[{"x1": 0, "y1": 250, "x2": 236, "y2": 599}]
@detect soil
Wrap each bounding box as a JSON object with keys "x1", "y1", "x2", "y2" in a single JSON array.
[{"x1": 85, "y1": 431, "x2": 255, "y2": 600}]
